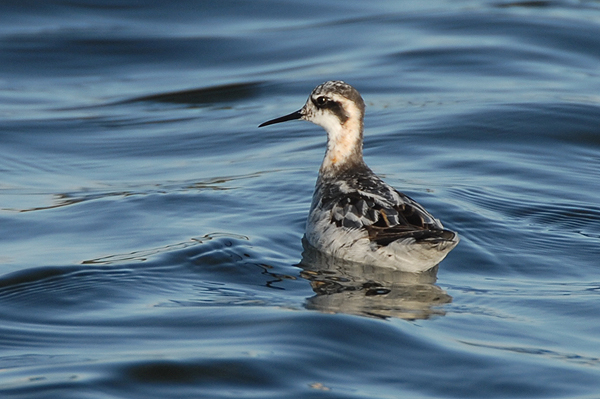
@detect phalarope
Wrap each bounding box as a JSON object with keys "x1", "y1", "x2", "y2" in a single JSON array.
[{"x1": 259, "y1": 81, "x2": 458, "y2": 272}]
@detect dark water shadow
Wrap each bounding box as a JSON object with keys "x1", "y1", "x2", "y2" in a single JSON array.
[
  {"x1": 119, "y1": 81, "x2": 265, "y2": 106},
  {"x1": 297, "y1": 239, "x2": 452, "y2": 320}
]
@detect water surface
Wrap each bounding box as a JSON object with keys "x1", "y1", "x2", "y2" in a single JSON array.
[{"x1": 1, "y1": 1, "x2": 600, "y2": 398}]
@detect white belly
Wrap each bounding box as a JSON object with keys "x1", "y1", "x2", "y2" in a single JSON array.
[{"x1": 305, "y1": 209, "x2": 458, "y2": 273}]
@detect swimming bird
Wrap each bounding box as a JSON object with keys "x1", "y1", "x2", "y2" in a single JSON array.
[{"x1": 259, "y1": 81, "x2": 458, "y2": 272}]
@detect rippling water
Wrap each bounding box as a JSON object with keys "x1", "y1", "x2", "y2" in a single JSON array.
[{"x1": 1, "y1": 1, "x2": 600, "y2": 398}]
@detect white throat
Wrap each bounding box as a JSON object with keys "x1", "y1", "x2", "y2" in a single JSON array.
[{"x1": 311, "y1": 98, "x2": 364, "y2": 174}]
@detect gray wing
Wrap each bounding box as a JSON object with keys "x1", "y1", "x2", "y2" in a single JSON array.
[{"x1": 330, "y1": 188, "x2": 455, "y2": 246}]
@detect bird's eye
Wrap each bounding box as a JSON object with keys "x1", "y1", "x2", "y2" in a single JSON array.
[{"x1": 316, "y1": 96, "x2": 328, "y2": 106}]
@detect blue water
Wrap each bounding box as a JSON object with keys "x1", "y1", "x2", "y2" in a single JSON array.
[{"x1": 1, "y1": 1, "x2": 600, "y2": 398}]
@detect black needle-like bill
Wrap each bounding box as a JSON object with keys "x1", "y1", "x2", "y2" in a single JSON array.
[{"x1": 258, "y1": 110, "x2": 303, "y2": 127}]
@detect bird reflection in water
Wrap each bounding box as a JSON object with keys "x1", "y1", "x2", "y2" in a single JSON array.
[{"x1": 298, "y1": 239, "x2": 452, "y2": 320}]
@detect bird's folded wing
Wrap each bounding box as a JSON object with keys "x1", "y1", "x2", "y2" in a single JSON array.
[{"x1": 329, "y1": 189, "x2": 454, "y2": 246}]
